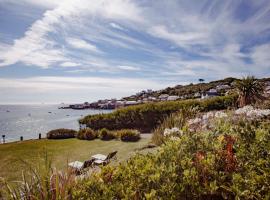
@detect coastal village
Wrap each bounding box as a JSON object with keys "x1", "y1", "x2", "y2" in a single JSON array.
[{"x1": 60, "y1": 79, "x2": 270, "y2": 110}]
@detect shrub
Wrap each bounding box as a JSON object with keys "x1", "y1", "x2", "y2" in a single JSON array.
[
  {"x1": 46, "y1": 128, "x2": 77, "y2": 139},
  {"x1": 72, "y1": 116, "x2": 270, "y2": 199},
  {"x1": 80, "y1": 95, "x2": 237, "y2": 133},
  {"x1": 116, "y1": 129, "x2": 141, "y2": 142},
  {"x1": 99, "y1": 128, "x2": 115, "y2": 140},
  {"x1": 77, "y1": 128, "x2": 97, "y2": 140}
]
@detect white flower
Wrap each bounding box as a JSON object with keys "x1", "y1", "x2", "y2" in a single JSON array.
[
  {"x1": 215, "y1": 111, "x2": 228, "y2": 118},
  {"x1": 235, "y1": 105, "x2": 254, "y2": 115},
  {"x1": 188, "y1": 117, "x2": 202, "y2": 125},
  {"x1": 202, "y1": 112, "x2": 214, "y2": 120},
  {"x1": 235, "y1": 105, "x2": 270, "y2": 118},
  {"x1": 163, "y1": 127, "x2": 182, "y2": 136},
  {"x1": 170, "y1": 136, "x2": 181, "y2": 141}
]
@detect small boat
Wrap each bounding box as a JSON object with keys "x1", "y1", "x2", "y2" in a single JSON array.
[
  {"x1": 28, "y1": 113, "x2": 31, "y2": 116},
  {"x1": 6, "y1": 110, "x2": 10, "y2": 112},
  {"x1": 48, "y1": 112, "x2": 52, "y2": 114},
  {"x1": 66, "y1": 114, "x2": 70, "y2": 116}
]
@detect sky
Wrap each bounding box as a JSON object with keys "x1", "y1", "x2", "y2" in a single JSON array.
[{"x1": 0, "y1": 0, "x2": 270, "y2": 104}]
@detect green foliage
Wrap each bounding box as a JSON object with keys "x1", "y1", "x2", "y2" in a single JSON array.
[
  {"x1": 116, "y1": 129, "x2": 141, "y2": 142},
  {"x1": 80, "y1": 95, "x2": 237, "y2": 132},
  {"x1": 73, "y1": 117, "x2": 270, "y2": 199},
  {"x1": 99, "y1": 128, "x2": 116, "y2": 140},
  {"x1": 46, "y1": 128, "x2": 77, "y2": 139},
  {"x1": 235, "y1": 76, "x2": 265, "y2": 107},
  {"x1": 77, "y1": 128, "x2": 97, "y2": 140}
]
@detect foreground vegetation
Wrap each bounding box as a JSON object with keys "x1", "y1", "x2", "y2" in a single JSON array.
[
  {"x1": 1, "y1": 76, "x2": 269, "y2": 199},
  {"x1": 73, "y1": 114, "x2": 270, "y2": 199},
  {"x1": 80, "y1": 95, "x2": 237, "y2": 132},
  {"x1": 2, "y1": 112, "x2": 269, "y2": 199}
]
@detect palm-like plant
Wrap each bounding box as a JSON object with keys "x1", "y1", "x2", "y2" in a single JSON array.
[{"x1": 235, "y1": 76, "x2": 265, "y2": 107}]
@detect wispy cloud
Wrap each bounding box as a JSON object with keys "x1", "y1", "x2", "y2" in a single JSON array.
[
  {"x1": 117, "y1": 65, "x2": 140, "y2": 71},
  {"x1": 0, "y1": 0, "x2": 270, "y2": 102},
  {"x1": 65, "y1": 37, "x2": 101, "y2": 53}
]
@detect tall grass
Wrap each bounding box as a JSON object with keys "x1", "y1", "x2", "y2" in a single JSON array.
[
  {"x1": 0, "y1": 152, "x2": 76, "y2": 200},
  {"x1": 152, "y1": 107, "x2": 198, "y2": 145}
]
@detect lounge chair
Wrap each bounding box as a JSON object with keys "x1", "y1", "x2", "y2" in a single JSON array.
[
  {"x1": 91, "y1": 151, "x2": 117, "y2": 165},
  {"x1": 68, "y1": 158, "x2": 95, "y2": 174}
]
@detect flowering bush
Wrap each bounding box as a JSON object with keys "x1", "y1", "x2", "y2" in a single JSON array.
[{"x1": 73, "y1": 116, "x2": 270, "y2": 199}]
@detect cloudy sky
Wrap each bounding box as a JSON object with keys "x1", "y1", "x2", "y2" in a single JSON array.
[{"x1": 0, "y1": 0, "x2": 270, "y2": 104}]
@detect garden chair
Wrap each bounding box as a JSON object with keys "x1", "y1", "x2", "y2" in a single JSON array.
[
  {"x1": 68, "y1": 158, "x2": 95, "y2": 174},
  {"x1": 92, "y1": 151, "x2": 117, "y2": 165}
]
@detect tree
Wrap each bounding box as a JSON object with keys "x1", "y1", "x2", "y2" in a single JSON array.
[
  {"x1": 198, "y1": 78, "x2": 205, "y2": 83},
  {"x1": 235, "y1": 76, "x2": 265, "y2": 107}
]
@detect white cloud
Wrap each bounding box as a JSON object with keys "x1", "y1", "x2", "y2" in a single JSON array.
[
  {"x1": 65, "y1": 37, "x2": 101, "y2": 53},
  {"x1": 110, "y1": 22, "x2": 126, "y2": 31},
  {"x1": 60, "y1": 62, "x2": 81, "y2": 67},
  {"x1": 0, "y1": 0, "x2": 270, "y2": 87},
  {"x1": 251, "y1": 43, "x2": 270, "y2": 67},
  {"x1": 149, "y1": 25, "x2": 208, "y2": 47},
  {"x1": 0, "y1": 0, "x2": 142, "y2": 68},
  {"x1": 117, "y1": 65, "x2": 140, "y2": 71}
]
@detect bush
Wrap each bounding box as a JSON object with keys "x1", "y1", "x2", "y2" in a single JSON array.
[
  {"x1": 73, "y1": 116, "x2": 270, "y2": 199},
  {"x1": 77, "y1": 128, "x2": 97, "y2": 140},
  {"x1": 98, "y1": 128, "x2": 115, "y2": 140},
  {"x1": 46, "y1": 129, "x2": 77, "y2": 139},
  {"x1": 79, "y1": 95, "x2": 237, "y2": 133},
  {"x1": 116, "y1": 129, "x2": 141, "y2": 142}
]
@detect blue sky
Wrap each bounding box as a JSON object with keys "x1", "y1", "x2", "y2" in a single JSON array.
[{"x1": 0, "y1": 0, "x2": 270, "y2": 104}]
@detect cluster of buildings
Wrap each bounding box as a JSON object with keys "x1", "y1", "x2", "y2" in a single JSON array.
[{"x1": 59, "y1": 81, "x2": 270, "y2": 110}]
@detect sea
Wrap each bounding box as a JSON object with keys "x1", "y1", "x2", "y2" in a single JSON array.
[{"x1": 0, "y1": 104, "x2": 112, "y2": 143}]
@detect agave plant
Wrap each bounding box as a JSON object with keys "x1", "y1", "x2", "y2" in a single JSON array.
[{"x1": 235, "y1": 76, "x2": 265, "y2": 107}]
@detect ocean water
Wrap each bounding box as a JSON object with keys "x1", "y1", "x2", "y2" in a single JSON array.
[{"x1": 0, "y1": 105, "x2": 112, "y2": 143}]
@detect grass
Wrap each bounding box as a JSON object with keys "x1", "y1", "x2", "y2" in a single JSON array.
[{"x1": 0, "y1": 136, "x2": 151, "y2": 182}]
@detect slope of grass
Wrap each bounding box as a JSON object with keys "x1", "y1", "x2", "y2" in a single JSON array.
[{"x1": 0, "y1": 136, "x2": 151, "y2": 181}]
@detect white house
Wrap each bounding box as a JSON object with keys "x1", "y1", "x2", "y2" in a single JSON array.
[
  {"x1": 201, "y1": 89, "x2": 219, "y2": 99},
  {"x1": 167, "y1": 95, "x2": 180, "y2": 101},
  {"x1": 216, "y1": 84, "x2": 231, "y2": 91},
  {"x1": 194, "y1": 92, "x2": 201, "y2": 98},
  {"x1": 125, "y1": 101, "x2": 139, "y2": 106},
  {"x1": 159, "y1": 94, "x2": 169, "y2": 101}
]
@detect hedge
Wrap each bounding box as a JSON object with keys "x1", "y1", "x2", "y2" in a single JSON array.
[
  {"x1": 80, "y1": 95, "x2": 237, "y2": 132},
  {"x1": 46, "y1": 129, "x2": 77, "y2": 139}
]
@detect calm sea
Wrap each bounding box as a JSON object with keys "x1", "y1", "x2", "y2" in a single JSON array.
[{"x1": 0, "y1": 105, "x2": 112, "y2": 143}]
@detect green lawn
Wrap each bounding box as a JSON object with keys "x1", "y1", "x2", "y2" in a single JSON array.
[{"x1": 0, "y1": 135, "x2": 152, "y2": 181}]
